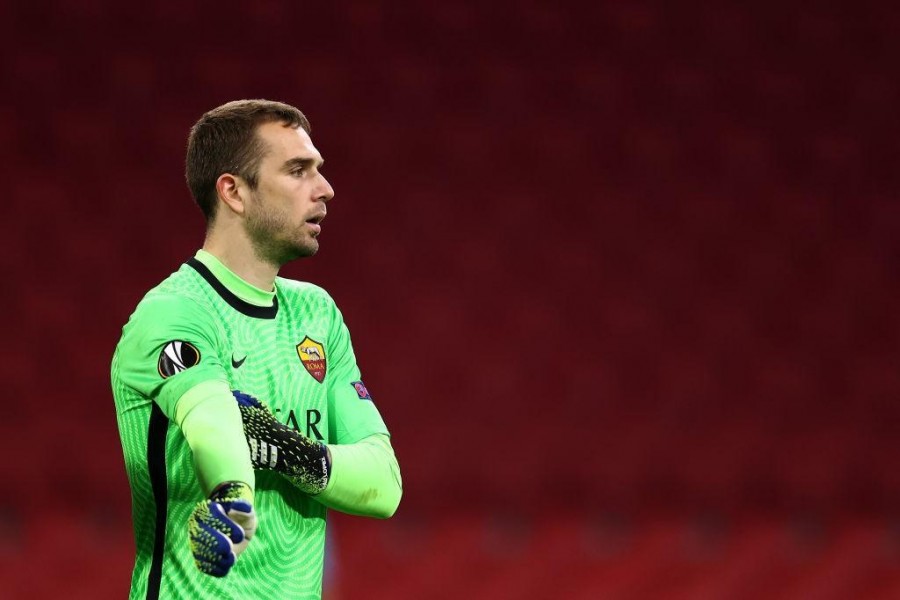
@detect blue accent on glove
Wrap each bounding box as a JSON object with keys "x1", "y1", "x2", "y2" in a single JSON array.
[
  {"x1": 188, "y1": 482, "x2": 255, "y2": 577},
  {"x1": 233, "y1": 390, "x2": 263, "y2": 409}
]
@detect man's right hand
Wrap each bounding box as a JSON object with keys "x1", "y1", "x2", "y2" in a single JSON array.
[{"x1": 188, "y1": 481, "x2": 257, "y2": 577}]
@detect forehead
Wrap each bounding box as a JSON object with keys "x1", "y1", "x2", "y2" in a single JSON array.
[{"x1": 256, "y1": 121, "x2": 322, "y2": 164}]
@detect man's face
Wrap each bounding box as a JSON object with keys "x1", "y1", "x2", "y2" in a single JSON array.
[{"x1": 243, "y1": 121, "x2": 335, "y2": 265}]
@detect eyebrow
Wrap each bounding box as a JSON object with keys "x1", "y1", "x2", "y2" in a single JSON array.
[{"x1": 282, "y1": 157, "x2": 324, "y2": 171}]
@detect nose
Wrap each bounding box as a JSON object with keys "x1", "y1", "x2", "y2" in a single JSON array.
[{"x1": 317, "y1": 175, "x2": 335, "y2": 203}]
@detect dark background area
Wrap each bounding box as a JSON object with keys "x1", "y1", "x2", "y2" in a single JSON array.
[{"x1": 2, "y1": 1, "x2": 899, "y2": 597}]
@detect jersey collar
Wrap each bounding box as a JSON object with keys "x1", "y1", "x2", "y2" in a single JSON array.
[{"x1": 188, "y1": 250, "x2": 278, "y2": 319}]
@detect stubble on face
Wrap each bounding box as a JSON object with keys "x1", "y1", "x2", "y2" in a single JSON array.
[{"x1": 245, "y1": 189, "x2": 319, "y2": 267}]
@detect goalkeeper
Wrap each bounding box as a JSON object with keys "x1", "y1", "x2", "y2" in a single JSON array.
[{"x1": 111, "y1": 99, "x2": 402, "y2": 600}]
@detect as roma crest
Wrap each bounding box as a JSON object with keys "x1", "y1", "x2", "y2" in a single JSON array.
[{"x1": 297, "y1": 336, "x2": 326, "y2": 383}]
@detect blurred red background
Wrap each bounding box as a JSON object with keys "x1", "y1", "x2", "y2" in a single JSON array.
[{"x1": 2, "y1": 1, "x2": 900, "y2": 598}]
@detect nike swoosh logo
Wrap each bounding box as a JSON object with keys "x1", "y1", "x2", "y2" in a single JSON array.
[{"x1": 232, "y1": 354, "x2": 247, "y2": 369}]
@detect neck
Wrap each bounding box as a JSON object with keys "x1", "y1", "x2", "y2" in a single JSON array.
[{"x1": 202, "y1": 225, "x2": 279, "y2": 291}]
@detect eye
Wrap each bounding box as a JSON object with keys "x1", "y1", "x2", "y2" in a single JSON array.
[{"x1": 291, "y1": 167, "x2": 305, "y2": 177}]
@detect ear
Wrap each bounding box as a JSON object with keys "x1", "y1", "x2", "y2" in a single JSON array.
[{"x1": 215, "y1": 173, "x2": 247, "y2": 216}]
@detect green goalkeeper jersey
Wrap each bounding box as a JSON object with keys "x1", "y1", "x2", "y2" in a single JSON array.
[{"x1": 111, "y1": 250, "x2": 389, "y2": 600}]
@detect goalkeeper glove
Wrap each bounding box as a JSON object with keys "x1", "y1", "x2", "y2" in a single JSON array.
[
  {"x1": 188, "y1": 481, "x2": 257, "y2": 577},
  {"x1": 232, "y1": 390, "x2": 330, "y2": 494}
]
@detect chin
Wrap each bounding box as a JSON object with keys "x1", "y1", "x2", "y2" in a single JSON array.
[
  {"x1": 287, "y1": 240, "x2": 320, "y2": 261},
  {"x1": 258, "y1": 240, "x2": 318, "y2": 266},
  {"x1": 302, "y1": 237, "x2": 320, "y2": 255}
]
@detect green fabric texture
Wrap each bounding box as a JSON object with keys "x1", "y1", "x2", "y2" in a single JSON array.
[
  {"x1": 319, "y1": 433, "x2": 402, "y2": 518},
  {"x1": 112, "y1": 250, "x2": 391, "y2": 599},
  {"x1": 176, "y1": 380, "x2": 254, "y2": 495}
]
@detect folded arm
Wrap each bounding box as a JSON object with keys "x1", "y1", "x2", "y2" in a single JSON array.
[
  {"x1": 176, "y1": 380, "x2": 255, "y2": 494},
  {"x1": 173, "y1": 381, "x2": 258, "y2": 576},
  {"x1": 318, "y1": 433, "x2": 402, "y2": 518},
  {"x1": 234, "y1": 391, "x2": 401, "y2": 518}
]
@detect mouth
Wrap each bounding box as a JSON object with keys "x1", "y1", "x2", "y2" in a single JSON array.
[
  {"x1": 306, "y1": 212, "x2": 326, "y2": 226},
  {"x1": 306, "y1": 213, "x2": 325, "y2": 235}
]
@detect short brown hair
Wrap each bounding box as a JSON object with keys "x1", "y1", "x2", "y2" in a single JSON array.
[{"x1": 185, "y1": 99, "x2": 311, "y2": 222}]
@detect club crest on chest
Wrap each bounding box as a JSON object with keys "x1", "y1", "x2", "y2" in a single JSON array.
[{"x1": 296, "y1": 336, "x2": 327, "y2": 383}]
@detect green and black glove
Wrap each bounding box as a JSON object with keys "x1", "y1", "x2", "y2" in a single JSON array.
[{"x1": 232, "y1": 391, "x2": 330, "y2": 494}]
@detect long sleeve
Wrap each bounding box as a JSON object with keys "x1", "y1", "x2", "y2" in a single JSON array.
[
  {"x1": 175, "y1": 380, "x2": 255, "y2": 495},
  {"x1": 316, "y1": 433, "x2": 402, "y2": 518}
]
